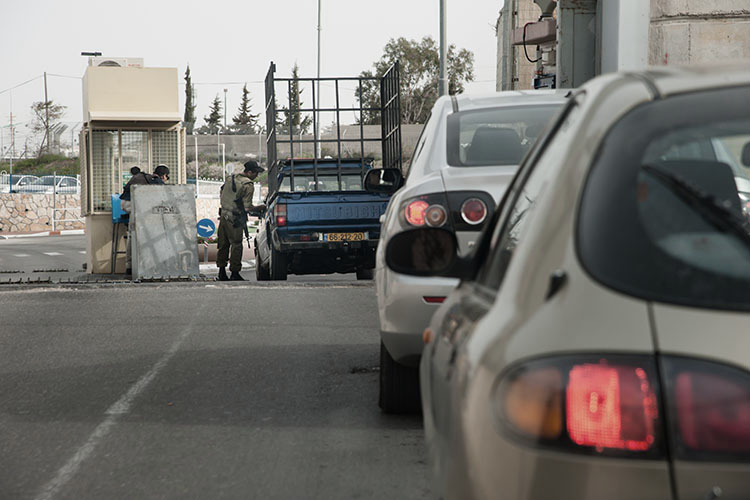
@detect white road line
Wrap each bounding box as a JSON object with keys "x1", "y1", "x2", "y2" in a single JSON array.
[
  {"x1": 78, "y1": 251, "x2": 86, "y2": 254},
  {"x1": 34, "y1": 320, "x2": 198, "y2": 500},
  {"x1": 43, "y1": 252, "x2": 63, "y2": 256},
  {"x1": 13, "y1": 254, "x2": 30, "y2": 257}
]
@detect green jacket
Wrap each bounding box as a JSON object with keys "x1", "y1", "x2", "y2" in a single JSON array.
[{"x1": 220, "y1": 174, "x2": 255, "y2": 217}]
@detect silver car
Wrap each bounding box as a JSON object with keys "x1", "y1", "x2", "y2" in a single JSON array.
[
  {"x1": 385, "y1": 66, "x2": 750, "y2": 499},
  {"x1": 374, "y1": 91, "x2": 569, "y2": 413}
]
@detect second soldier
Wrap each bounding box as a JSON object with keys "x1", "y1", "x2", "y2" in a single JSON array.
[{"x1": 217, "y1": 160, "x2": 266, "y2": 281}]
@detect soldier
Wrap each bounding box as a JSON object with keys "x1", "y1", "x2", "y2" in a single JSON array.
[
  {"x1": 217, "y1": 160, "x2": 266, "y2": 281},
  {"x1": 119, "y1": 164, "x2": 170, "y2": 275}
]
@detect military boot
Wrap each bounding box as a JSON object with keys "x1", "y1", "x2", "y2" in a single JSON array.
[
  {"x1": 218, "y1": 267, "x2": 229, "y2": 281},
  {"x1": 230, "y1": 271, "x2": 245, "y2": 281}
]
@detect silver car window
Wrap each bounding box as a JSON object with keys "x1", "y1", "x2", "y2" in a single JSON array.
[{"x1": 476, "y1": 97, "x2": 584, "y2": 292}]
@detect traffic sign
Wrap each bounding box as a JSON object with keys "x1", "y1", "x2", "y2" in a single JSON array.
[{"x1": 197, "y1": 218, "x2": 216, "y2": 238}]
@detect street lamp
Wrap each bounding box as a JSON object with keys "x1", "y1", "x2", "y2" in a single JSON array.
[
  {"x1": 316, "y1": 0, "x2": 322, "y2": 158},
  {"x1": 439, "y1": 0, "x2": 447, "y2": 96},
  {"x1": 223, "y1": 88, "x2": 228, "y2": 131}
]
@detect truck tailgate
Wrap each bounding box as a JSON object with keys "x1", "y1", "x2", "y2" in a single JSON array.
[{"x1": 281, "y1": 192, "x2": 390, "y2": 230}]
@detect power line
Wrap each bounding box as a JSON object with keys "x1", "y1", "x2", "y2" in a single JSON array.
[
  {"x1": 0, "y1": 75, "x2": 43, "y2": 95},
  {"x1": 46, "y1": 73, "x2": 82, "y2": 80}
]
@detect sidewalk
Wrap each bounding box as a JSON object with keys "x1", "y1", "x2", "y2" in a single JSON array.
[{"x1": 0, "y1": 229, "x2": 85, "y2": 240}]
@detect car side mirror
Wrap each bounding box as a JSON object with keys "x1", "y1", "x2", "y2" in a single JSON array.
[
  {"x1": 385, "y1": 228, "x2": 469, "y2": 278},
  {"x1": 364, "y1": 168, "x2": 403, "y2": 194}
]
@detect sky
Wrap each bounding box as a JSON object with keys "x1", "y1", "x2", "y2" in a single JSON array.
[{"x1": 0, "y1": 0, "x2": 504, "y2": 155}]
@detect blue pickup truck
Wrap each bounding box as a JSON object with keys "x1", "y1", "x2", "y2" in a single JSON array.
[
  {"x1": 254, "y1": 159, "x2": 392, "y2": 280},
  {"x1": 255, "y1": 61, "x2": 402, "y2": 280}
]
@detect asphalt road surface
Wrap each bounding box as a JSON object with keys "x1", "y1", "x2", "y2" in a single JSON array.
[{"x1": 0, "y1": 281, "x2": 430, "y2": 499}]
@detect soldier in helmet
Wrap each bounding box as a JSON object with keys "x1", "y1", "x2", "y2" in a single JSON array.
[{"x1": 217, "y1": 160, "x2": 266, "y2": 281}]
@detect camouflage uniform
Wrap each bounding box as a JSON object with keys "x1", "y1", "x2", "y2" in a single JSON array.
[{"x1": 217, "y1": 174, "x2": 255, "y2": 273}]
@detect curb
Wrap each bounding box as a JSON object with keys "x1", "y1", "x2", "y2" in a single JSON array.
[{"x1": 0, "y1": 229, "x2": 85, "y2": 240}]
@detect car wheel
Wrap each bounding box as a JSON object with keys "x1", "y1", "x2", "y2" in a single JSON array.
[
  {"x1": 269, "y1": 247, "x2": 288, "y2": 280},
  {"x1": 355, "y1": 267, "x2": 374, "y2": 280},
  {"x1": 255, "y1": 248, "x2": 270, "y2": 281},
  {"x1": 379, "y1": 341, "x2": 421, "y2": 414}
]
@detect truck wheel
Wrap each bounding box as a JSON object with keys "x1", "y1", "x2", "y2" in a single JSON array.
[
  {"x1": 356, "y1": 267, "x2": 374, "y2": 280},
  {"x1": 379, "y1": 341, "x2": 421, "y2": 414},
  {"x1": 255, "y1": 249, "x2": 270, "y2": 281},
  {"x1": 269, "y1": 247, "x2": 288, "y2": 280}
]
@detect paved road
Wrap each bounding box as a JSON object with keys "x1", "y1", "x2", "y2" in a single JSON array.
[
  {"x1": 0, "y1": 235, "x2": 86, "y2": 279},
  {"x1": 0, "y1": 235, "x2": 361, "y2": 283},
  {"x1": 0, "y1": 282, "x2": 430, "y2": 500}
]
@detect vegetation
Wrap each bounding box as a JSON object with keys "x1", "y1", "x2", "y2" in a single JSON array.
[
  {"x1": 196, "y1": 95, "x2": 223, "y2": 134},
  {"x1": 278, "y1": 63, "x2": 312, "y2": 135},
  {"x1": 183, "y1": 65, "x2": 197, "y2": 135},
  {"x1": 29, "y1": 100, "x2": 67, "y2": 156},
  {"x1": 229, "y1": 84, "x2": 260, "y2": 135},
  {"x1": 357, "y1": 36, "x2": 475, "y2": 124},
  {"x1": 0, "y1": 154, "x2": 79, "y2": 177}
]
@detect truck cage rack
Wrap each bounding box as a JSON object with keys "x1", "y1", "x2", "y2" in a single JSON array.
[{"x1": 264, "y1": 61, "x2": 401, "y2": 193}]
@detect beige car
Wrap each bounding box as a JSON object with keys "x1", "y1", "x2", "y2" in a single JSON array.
[{"x1": 385, "y1": 66, "x2": 750, "y2": 499}]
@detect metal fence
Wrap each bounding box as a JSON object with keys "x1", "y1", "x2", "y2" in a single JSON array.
[{"x1": 0, "y1": 172, "x2": 81, "y2": 195}]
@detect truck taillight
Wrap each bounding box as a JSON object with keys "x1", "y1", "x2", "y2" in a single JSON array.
[
  {"x1": 494, "y1": 355, "x2": 662, "y2": 457},
  {"x1": 663, "y1": 357, "x2": 750, "y2": 460},
  {"x1": 275, "y1": 203, "x2": 287, "y2": 226}
]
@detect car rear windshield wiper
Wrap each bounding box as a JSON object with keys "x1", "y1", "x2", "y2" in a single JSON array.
[{"x1": 642, "y1": 164, "x2": 750, "y2": 246}]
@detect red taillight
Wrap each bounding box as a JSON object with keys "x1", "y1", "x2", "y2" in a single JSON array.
[
  {"x1": 567, "y1": 364, "x2": 657, "y2": 451},
  {"x1": 275, "y1": 203, "x2": 287, "y2": 227},
  {"x1": 460, "y1": 198, "x2": 487, "y2": 225},
  {"x1": 423, "y1": 296, "x2": 446, "y2": 304},
  {"x1": 673, "y1": 368, "x2": 750, "y2": 454},
  {"x1": 405, "y1": 200, "x2": 429, "y2": 226},
  {"x1": 495, "y1": 356, "x2": 661, "y2": 457}
]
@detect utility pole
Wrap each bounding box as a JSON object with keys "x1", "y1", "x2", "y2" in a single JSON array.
[
  {"x1": 223, "y1": 88, "x2": 228, "y2": 131},
  {"x1": 43, "y1": 71, "x2": 50, "y2": 154},
  {"x1": 316, "y1": 0, "x2": 322, "y2": 158},
  {"x1": 438, "y1": 0, "x2": 448, "y2": 96}
]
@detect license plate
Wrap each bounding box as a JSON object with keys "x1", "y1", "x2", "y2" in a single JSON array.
[{"x1": 324, "y1": 232, "x2": 366, "y2": 242}]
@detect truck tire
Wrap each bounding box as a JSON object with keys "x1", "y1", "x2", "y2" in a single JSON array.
[
  {"x1": 269, "y1": 247, "x2": 288, "y2": 280},
  {"x1": 355, "y1": 267, "x2": 374, "y2": 280},
  {"x1": 378, "y1": 341, "x2": 422, "y2": 414},
  {"x1": 255, "y1": 249, "x2": 270, "y2": 281}
]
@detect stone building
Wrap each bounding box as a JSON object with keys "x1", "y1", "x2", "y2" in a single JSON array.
[{"x1": 496, "y1": 0, "x2": 750, "y2": 90}]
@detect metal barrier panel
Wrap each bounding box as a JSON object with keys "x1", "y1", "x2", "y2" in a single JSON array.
[{"x1": 131, "y1": 184, "x2": 199, "y2": 279}]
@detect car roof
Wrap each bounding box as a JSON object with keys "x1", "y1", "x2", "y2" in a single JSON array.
[
  {"x1": 452, "y1": 89, "x2": 571, "y2": 113},
  {"x1": 640, "y1": 64, "x2": 750, "y2": 97}
]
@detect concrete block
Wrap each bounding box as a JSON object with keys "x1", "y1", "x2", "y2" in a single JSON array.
[{"x1": 131, "y1": 185, "x2": 199, "y2": 279}]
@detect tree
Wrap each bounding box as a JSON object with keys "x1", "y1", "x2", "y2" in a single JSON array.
[
  {"x1": 278, "y1": 63, "x2": 312, "y2": 135},
  {"x1": 183, "y1": 65, "x2": 196, "y2": 135},
  {"x1": 356, "y1": 36, "x2": 474, "y2": 124},
  {"x1": 29, "y1": 100, "x2": 66, "y2": 156},
  {"x1": 197, "y1": 95, "x2": 223, "y2": 134},
  {"x1": 229, "y1": 84, "x2": 260, "y2": 134}
]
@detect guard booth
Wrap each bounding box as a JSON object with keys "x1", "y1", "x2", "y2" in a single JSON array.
[{"x1": 79, "y1": 57, "x2": 187, "y2": 273}]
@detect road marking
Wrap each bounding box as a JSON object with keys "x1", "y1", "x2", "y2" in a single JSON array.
[
  {"x1": 43, "y1": 252, "x2": 63, "y2": 256},
  {"x1": 78, "y1": 251, "x2": 86, "y2": 254},
  {"x1": 13, "y1": 254, "x2": 30, "y2": 257},
  {"x1": 34, "y1": 316, "x2": 199, "y2": 500}
]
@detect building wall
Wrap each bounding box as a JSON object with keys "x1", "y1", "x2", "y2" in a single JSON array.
[
  {"x1": 650, "y1": 0, "x2": 750, "y2": 65},
  {"x1": 496, "y1": 0, "x2": 545, "y2": 90},
  {"x1": 497, "y1": 0, "x2": 750, "y2": 90}
]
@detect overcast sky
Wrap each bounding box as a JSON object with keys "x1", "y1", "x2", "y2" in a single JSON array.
[{"x1": 0, "y1": 0, "x2": 504, "y2": 151}]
